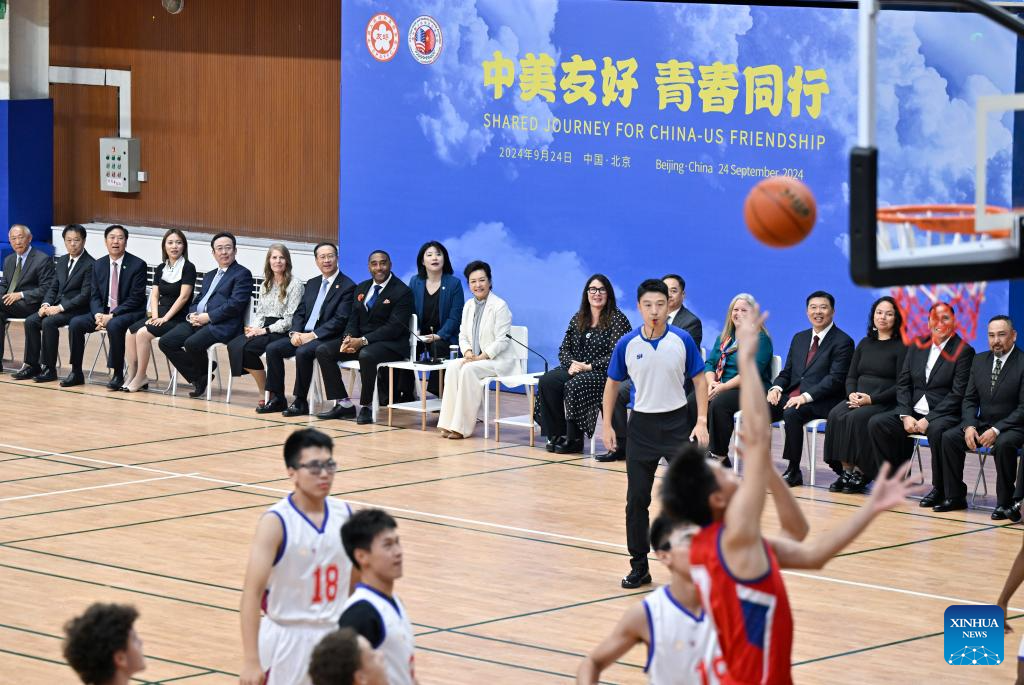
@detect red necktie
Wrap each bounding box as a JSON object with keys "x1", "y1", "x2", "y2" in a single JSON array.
[{"x1": 790, "y1": 334, "x2": 819, "y2": 397}]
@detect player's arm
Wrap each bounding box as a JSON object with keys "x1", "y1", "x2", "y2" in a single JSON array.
[
  {"x1": 239, "y1": 513, "x2": 283, "y2": 685},
  {"x1": 767, "y1": 461, "x2": 920, "y2": 569},
  {"x1": 997, "y1": 532, "x2": 1024, "y2": 632},
  {"x1": 768, "y1": 467, "x2": 809, "y2": 541},
  {"x1": 577, "y1": 602, "x2": 649, "y2": 684},
  {"x1": 601, "y1": 377, "x2": 622, "y2": 453},
  {"x1": 722, "y1": 311, "x2": 773, "y2": 571}
]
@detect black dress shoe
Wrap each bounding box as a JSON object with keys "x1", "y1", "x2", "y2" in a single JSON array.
[
  {"x1": 829, "y1": 471, "x2": 852, "y2": 493},
  {"x1": 919, "y1": 488, "x2": 941, "y2": 508},
  {"x1": 721, "y1": 456, "x2": 733, "y2": 469},
  {"x1": 782, "y1": 469, "x2": 803, "y2": 487},
  {"x1": 933, "y1": 497, "x2": 968, "y2": 512},
  {"x1": 282, "y1": 401, "x2": 310, "y2": 417},
  {"x1": 60, "y1": 371, "x2": 85, "y2": 387},
  {"x1": 317, "y1": 403, "x2": 357, "y2": 420},
  {"x1": 992, "y1": 506, "x2": 1012, "y2": 521},
  {"x1": 1009, "y1": 502, "x2": 1022, "y2": 523},
  {"x1": 188, "y1": 382, "x2": 208, "y2": 399},
  {"x1": 355, "y1": 407, "x2": 374, "y2": 424},
  {"x1": 33, "y1": 368, "x2": 58, "y2": 383},
  {"x1": 621, "y1": 567, "x2": 652, "y2": 589},
  {"x1": 11, "y1": 365, "x2": 40, "y2": 380},
  {"x1": 106, "y1": 374, "x2": 124, "y2": 390},
  {"x1": 257, "y1": 397, "x2": 288, "y2": 414},
  {"x1": 594, "y1": 450, "x2": 625, "y2": 463},
  {"x1": 545, "y1": 436, "x2": 563, "y2": 453},
  {"x1": 842, "y1": 472, "x2": 871, "y2": 495},
  {"x1": 554, "y1": 437, "x2": 584, "y2": 455}
]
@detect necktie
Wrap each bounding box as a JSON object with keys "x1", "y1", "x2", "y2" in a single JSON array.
[
  {"x1": 109, "y1": 261, "x2": 120, "y2": 309},
  {"x1": 9, "y1": 256, "x2": 22, "y2": 292},
  {"x1": 67, "y1": 258, "x2": 75, "y2": 277},
  {"x1": 365, "y1": 283, "x2": 381, "y2": 310},
  {"x1": 992, "y1": 357, "x2": 1003, "y2": 390},
  {"x1": 304, "y1": 278, "x2": 331, "y2": 332},
  {"x1": 790, "y1": 335, "x2": 819, "y2": 398},
  {"x1": 197, "y1": 269, "x2": 224, "y2": 314}
]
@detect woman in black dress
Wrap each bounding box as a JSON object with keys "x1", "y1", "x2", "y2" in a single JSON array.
[
  {"x1": 122, "y1": 229, "x2": 196, "y2": 392},
  {"x1": 535, "y1": 274, "x2": 632, "y2": 454},
  {"x1": 823, "y1": 295, "x2": 907, "y2": 493}
]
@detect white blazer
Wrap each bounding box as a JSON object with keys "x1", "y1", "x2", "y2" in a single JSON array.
[{"x1": 458, "y1": 292, "x2": 517, "y2": 374}]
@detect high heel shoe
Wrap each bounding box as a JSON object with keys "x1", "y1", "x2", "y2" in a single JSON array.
[{"x1": 123, "y1": 383, "x2": 150, "y2": 393}]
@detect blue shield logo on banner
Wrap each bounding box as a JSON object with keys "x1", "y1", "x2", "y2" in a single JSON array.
[{"x1": 944, "y1": 605, "x2": 1003, "y2": 665}]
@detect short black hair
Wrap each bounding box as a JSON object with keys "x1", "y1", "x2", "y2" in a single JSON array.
[
  {"x1": 990, "y1": 314, "x2": 1015, "y2": 329},
  {"x1": 806, "y1": 290, "x2": 834, "y2": 308},
  {"x1": 662, "y1": 274, "x2": 686, "y2": 292},
  {"x1": 341, "y1": 508, "x2": 398, "y2": 569},
  {"x1": 368, "y1": 249, "x2": 391, "y2": 262},
  {"x1": 636, "y1": 278, "x2": 668, "y2": 301},
  {"x1": 463, "y1": 260, "x2": 491, "y2": 282},
  {"x1": 416, "y1": 240, "x2": 454, "y2": 278},
  {"x1": 283, "y1": 428, "x2": 334, "y2": 469},
  {"x1": 309, "y1": 628, "x2": 362, "y2": 685},
  {"x1": 314, "y1": 242, "x2": 338, "y2": 258},
  {"x1": 63, "y1": 603, "x2": 138, "y2": 685},
  {"x1": 211, "y1": 231, "x2": 236, "y2": 249},
  {"x1": 929, "y1": 301, "x2": 955, "y2": 316},
  {"x1": 649, "y1": 513, "x2": 677, "y2": 551},
  {"x1": 660, "y1": 443, "x2": 720, "y2": 527},
  {"x1": 104, "y1": 224, "x2": 127, "y2": 239},
  {"x1": 62, "y1": 224, "x2": 87, "y2": 241}
]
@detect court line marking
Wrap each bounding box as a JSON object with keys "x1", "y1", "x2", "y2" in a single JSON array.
[
  {"x1": 0, "y1": 473, "x2": 198, "y2": 502},
  {"x1": 2, "y1": 441, "x2": 1022, "y2": 613}
]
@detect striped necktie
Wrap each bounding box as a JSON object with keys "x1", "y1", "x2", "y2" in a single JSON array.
[{"x1": 992, "y1": 357, "x2": 1003, "y2": 390}]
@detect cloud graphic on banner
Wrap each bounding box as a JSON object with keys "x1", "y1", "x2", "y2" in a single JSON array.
[
  {"x1": 442, "y1": 221, "x2": 605, "y2": 364},
  {"x1": 415, "y1": 0, "x2": 559, "y2": 165},
  {"x1": 663, "y1": 3, "x2": 753, "y2": 64}
]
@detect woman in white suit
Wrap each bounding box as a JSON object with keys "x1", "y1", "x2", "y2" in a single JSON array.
[{"x1": 438, "y1": 260, "x2": 517, "y2": 439}]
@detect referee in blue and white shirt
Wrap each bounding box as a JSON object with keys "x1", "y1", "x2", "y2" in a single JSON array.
[{"x1": 602, "y1": 279, "x2": 708, "y2": 589}]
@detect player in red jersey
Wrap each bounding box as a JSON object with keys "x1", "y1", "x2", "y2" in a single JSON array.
[{"x1": 660, "y1": 308, "x2": 923, "y2": 684}]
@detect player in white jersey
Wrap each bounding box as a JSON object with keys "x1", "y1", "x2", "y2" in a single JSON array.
[
  {"x1": 338, "y1": 508, "x2": 418, "y2": 685},
  {"x1": 578, "y1": 470, "x2": 810, "y2": 685},
  {"x1": 240, "y1": 428, "x2": 355, "y2": 685}
]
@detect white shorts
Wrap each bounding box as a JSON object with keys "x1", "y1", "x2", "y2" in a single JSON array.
[{"x1": 258, "y1": 616, "x2": 335, "y2": 685}]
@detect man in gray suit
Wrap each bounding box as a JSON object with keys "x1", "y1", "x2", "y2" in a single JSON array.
[
  {"x1": 16, "y1": 225, "x2": 95, "y2": 382},
  {"x1": 0, "y1": 224, "x2": 56, "y2": 374},
  {"x1": 599, "y1": 273, "x2": 703, "y2": 462}
]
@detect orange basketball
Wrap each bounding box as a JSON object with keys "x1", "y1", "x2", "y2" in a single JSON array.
[{"x1": 743, "y1": 176, "x2": 817, "y2": 247}]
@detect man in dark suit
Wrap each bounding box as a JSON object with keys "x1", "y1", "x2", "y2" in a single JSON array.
[
  {"x1": 64, "y1": 225, "x2": 147, "y2": 388},
  {"x1": 159, "y1": 232, "x2": 252, "y2": 398},
  {"x1": 316, "y1": 249, "x2": 414, "y2": 424},
  {"x1": 598, "y1": 273, "x2": 702, "y2": 462},
  {"x1": 16, "y1": 225, "x2": 95, "y2": 382},
  {"x1": 768, "y1": 290, "x2": 855, "y2": 486},
  {"x1": 0, "y1": 224, "x2": 56, "y2": 373},
  {"x1": 938, "y1": 315, "x2": 1024, "y2": 517},
  {"x1": 868, "y1": 302, "x2": 974, "y2": 508},
  {"x1": 259, "y1": 242, "x2": 356, "y2": 416}
]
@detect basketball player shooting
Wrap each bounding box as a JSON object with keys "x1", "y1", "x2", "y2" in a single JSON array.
[{"x1": 660, "y1": 307, "x2": 925, "y2": 684}]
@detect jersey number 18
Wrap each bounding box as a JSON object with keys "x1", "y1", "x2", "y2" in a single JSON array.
[{"x1": 311, "y1": 564, "x2": 339, "y2": 604}]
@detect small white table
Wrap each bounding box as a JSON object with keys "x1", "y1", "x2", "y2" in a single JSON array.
[
  {"x1": 490, "y1": 372, "x2": 544, "y2": 446},
  {"x1": 383, "y1": 359, "x2": 454, "y2": 430}
]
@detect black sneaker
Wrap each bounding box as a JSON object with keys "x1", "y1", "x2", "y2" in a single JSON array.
[{"x1": 621, "y1": 567, "x2": 652, "y2": 589}]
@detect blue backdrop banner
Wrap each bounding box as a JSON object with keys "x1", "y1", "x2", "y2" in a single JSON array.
[{"x1": 341, "y1": 0, "x2": 1015, "y2": 367}]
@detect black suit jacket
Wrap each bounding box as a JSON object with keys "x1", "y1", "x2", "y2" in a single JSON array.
[
  {"x1": 45, "y1": 251, "x2": 95, "y2": 315},
  {"x1": 671, "y1": 306, "x2": 702, "y2": 347},
  {"x1": 895, "y1": 334, "x2": 975, "y2": 420},
  {"x1": 343, "y1": 276, "x2": 415, "y2": 355},
  {"x1": 772, "y1": 325, "x2": 855, "y2": 412},
  {"x1": 89, "y1": 252, "x2": 148, "y2": 317},
  {"x1": 960, "y1": 347, "x2": 1024, "y2": 431},
  {"x1": 0, "y1": 247, "x2": 56, "y2": 308},
  {"x1": 291, "y1": 271, "x2": 357, "y2": 339}
]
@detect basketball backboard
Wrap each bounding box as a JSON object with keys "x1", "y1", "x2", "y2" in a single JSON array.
[{"x1": 849, "y1": 0, "x2": 1024, "y2": 287}]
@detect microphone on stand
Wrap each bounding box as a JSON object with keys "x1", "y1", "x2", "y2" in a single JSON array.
[
  {"x1": 389, "y1": 313, "x2": 445, "y2": 365},
  {"x1": 505, "y1": 333, "x2": 549, "y2": 373}
]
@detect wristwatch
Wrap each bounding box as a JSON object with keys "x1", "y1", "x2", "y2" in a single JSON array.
[{"x1": 360, "y1": 336, "x2": 368, "y2": 346}]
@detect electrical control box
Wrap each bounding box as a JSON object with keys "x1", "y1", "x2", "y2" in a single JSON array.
[{"x1": 100, "y1": 137, "x2": 140, "y2": 193}]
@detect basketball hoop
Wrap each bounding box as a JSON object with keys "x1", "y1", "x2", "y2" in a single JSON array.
[{"x1": 877, "y1": 205, "x2": 997, "y2": 360}]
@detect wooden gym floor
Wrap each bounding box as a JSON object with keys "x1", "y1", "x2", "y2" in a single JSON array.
[{"x1": 1, "y1": 331, "x2": 1021, "y2": 684}]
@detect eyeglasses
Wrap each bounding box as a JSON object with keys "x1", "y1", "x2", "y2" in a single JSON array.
[
  {"x1": 587, "y1": 287, "x2": 608, "y2": 294},
  {"x1": 296, "y1": 459, "x2": 338, "y2": 475}
]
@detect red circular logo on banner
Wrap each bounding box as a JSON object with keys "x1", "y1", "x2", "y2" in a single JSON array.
[{"x1": 366, "y1": 13, "x2": 399, "y2": 62}]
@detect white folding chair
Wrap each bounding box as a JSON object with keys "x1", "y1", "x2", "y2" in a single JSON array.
[
  {"x1": 731, "y1": 354, "x2": 783, "y2": 474},
  {"x1": 3, "y1": 318, "x2": 22, "y2": 366},
  {"x1": 484, "y1": 325, "x2": 541, "y2": 442},
  {"x1": 337, "y1": 314, "x2": 418, "y2": 421}
]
